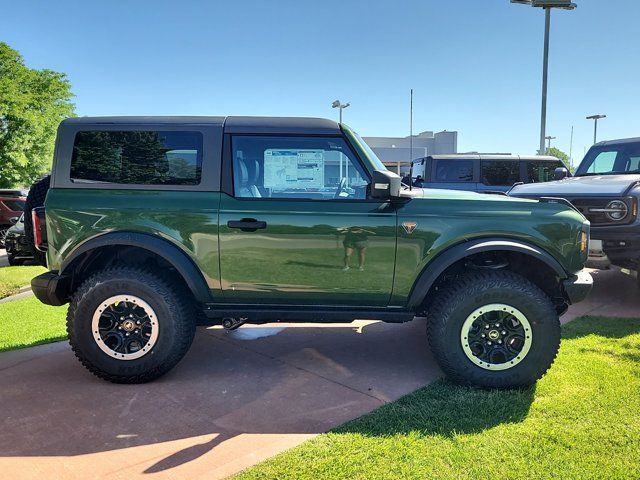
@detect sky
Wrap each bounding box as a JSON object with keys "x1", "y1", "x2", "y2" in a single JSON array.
[{"x1": 2, "y1": 0, "x2": 639, "y2": 166}]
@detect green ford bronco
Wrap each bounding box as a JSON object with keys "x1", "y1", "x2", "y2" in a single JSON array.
[{"x1": 31, "y1": 116, "x2": 592, "y2": 388}]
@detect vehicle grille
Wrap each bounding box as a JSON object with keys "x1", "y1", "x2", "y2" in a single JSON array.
[{"x1": 569, "y1": 197, "x2": 636, "y2": 226}]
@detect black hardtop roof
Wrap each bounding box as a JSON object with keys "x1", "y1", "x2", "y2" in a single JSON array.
[
  {"x1": 426, "y1": 154, "x2": 561, "y2": 162},
  {"x1": 593, "y1": 137, "x2": 640, "y2": 147},
  {"x1": 61, "y1": 116, "x2": 341, "y2": 134}
]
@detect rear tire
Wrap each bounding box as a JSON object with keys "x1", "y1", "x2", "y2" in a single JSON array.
[
  {"x1": 67, "y1": 267, "x2": 196, "y2": 383},
  {"x1": 8, "y1": 254, "x2": 22, "y2": 266},
  {"x1": 426, "y1": 270, "x2": 560, "y2": 389}
]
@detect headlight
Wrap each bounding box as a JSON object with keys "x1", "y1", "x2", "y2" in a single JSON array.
[{"x1": 605, "y1": 200, "x2": 628, "y2": 221}]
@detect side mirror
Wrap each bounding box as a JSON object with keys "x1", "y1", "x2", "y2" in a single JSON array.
[
  {"x1": 554, "y1": 167, "x2": 569, "y2": 181},
  {"x1": 371, "y1": 170, "x2": 401, "y2": 200}
]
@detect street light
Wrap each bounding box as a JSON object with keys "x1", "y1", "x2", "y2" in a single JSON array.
[
  {"x1": 511, "y1": 0, "x2": 577, "y2": 154},
  {"x1": 331, "y1": 100, "x2": 350, "y2": 123},
  {"x1": 545, "y1": 135, "x2": 556, "y2": 153},
  {"x1": 586, "y1": 114, "x2": 606, "y2": 144}
]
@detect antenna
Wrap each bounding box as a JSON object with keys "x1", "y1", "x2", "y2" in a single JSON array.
[
  {"x1": 409, "y1": 88, "x2": 414, "y2": 190},
  {"x1": 569, "y1": 125, "x2": 574, "y2": 169}
]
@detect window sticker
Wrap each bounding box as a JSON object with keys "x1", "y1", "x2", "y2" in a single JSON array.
[{"x1": 264, "y1": 149, "x2": 325, "y2": 189}]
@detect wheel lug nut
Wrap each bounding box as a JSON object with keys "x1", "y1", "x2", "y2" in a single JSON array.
[
  {"x1": 126, "y1": 332, "x2": 130, "y2": 336},
  {"x1": 495, "y1": 323, "x2": 500, "y2": 327},
  {"x1": 120, "y1": 317, "x2": 124, "y2": 320},
  {"x1": 498, "y1": 340, "x2": 502, "y2": 344},
  {"x1": 481, "y1": 334, "x2": 486, "y2": 338},
  {"x1": 485, "y1": 325, "x2": 490, "y2": 329},
  {"x1": 487, "y1": 341, "x2": 492, "y2": 345},
  {"x1": 502, "y1": 331, "x2": 507, "y2": 335}
]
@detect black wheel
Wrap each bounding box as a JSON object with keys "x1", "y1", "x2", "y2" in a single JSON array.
[
  {"x1": 7, "y1": 254, "x2": 23, "y2": 266},
  {"x1": 426, "y1": 270, "x2": 560, "y2": 389},
  {"x1": 67, "y1": 267, "x2": 196, "y2": 383}
]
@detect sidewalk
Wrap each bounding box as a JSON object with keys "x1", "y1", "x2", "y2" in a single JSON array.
[{"x1": 0, "y1": 268, "x2": 637, "y2": 479}]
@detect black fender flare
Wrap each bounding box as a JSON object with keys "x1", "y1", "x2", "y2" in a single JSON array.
[
  {"x1": 61, "y1": 231, "x2": 213, "y2": 303},
  {"x1": 407, "y1": 237, "x2": 568, "y2": 309}
]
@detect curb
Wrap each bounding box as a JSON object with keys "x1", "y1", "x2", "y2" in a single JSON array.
[{"x1": 0, "y1": 287, "x2": 34, "y2": 304}]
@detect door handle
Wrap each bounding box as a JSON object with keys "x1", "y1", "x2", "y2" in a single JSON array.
[{"x1": 227, "y1": 218, "x2": 267, "y2": 232}]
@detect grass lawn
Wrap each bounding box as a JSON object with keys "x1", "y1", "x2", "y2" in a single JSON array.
[
  {"x1": 0, "y1": 265, "x2": 46, "y2": 299},
  {"x1": 0, "y1": 296, "x2": 67, "y2": 352},
  {"x1": 236, "y1": 316, "x2": 640, "y2": 480}
]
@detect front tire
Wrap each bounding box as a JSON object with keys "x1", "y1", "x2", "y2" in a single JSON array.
[
  {"x1": 427, "y1": 271, "x2": 560, "y2": 389},
  {"x1": 67, "y1": 267, "x2": 196, "y2": 383}
]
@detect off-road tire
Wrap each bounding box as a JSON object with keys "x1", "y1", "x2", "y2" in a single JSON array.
[
  {"x1": 426, "y1": 270, "x2": 560, "y2": 389},
  {"x1": 7, "y1": 254, "x2": 22, "y2": 266},
  {"x1": 67, "y1": 266, "x2": 196, "y2": 383}
]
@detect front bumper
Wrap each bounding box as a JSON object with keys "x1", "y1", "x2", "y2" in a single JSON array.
[
  {"x1": 31, "y1": 272, "x2": 70, "y2": 306},
  {"x1": 562, "y1": 270, "x2": 593, "y2": 305},
  {"x1": 591, "y1": 224, "x2": 640, "y2": 270}
]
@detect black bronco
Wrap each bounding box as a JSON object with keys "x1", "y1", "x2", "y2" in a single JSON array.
[{"x1": 511, "y1": 137, "x2": 640, "y2": 282}]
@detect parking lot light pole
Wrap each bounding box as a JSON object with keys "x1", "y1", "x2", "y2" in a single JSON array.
[
  {"x1": 511, "y1": 1, "x2": 577, "y2": 154},
  {"x1": 331, "y1": 100, "x2": 350, "y2": 123},
  {"x1": 545, "y1": 135, "x2": 556, "y2": 153},
  {"x1": 586, "y1": 114, "x2": 606, "y2": 144}
]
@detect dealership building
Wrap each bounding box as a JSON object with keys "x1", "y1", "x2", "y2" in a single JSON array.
[{"x1": 363, "y1": 130, "x2": 458, "y2": 175}]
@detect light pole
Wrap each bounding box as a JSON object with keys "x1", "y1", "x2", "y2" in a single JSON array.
[
  {"x1": 331, "y1": 100, "x2": 350, "y2": 123},
  {"x1": 511, "y1": 1, "x2": 577, "y2": 154},
  {"x1": 586, "y1": 114, "x2": 606, "y2": 144},
  {"x1": 545, "y1": 135, "x2": 556, "y2": 153}
]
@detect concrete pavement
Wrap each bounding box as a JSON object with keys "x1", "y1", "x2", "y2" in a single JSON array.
[{"x1": 0, "y1": 267, "x2": 638, "y2": 479}]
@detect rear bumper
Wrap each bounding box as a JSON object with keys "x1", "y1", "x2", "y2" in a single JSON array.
[
  {"x1": 31, "y1": 272, "x2": 70, "y2": 306},
  {"x1": 562, "y1": 270, "x2": 593, "y2": 305}
]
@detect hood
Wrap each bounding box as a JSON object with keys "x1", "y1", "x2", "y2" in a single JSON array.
[
  {"x1": 405, "y1": 187, "x2": 537, "y2": 203},
  {"x1": 509, "y1": 174, "x2": 640, "y2": 198}
]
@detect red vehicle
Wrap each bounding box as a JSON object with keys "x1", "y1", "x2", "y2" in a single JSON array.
[{"x1": 0, "y1": 190, "x2": 26, "y2": 248}]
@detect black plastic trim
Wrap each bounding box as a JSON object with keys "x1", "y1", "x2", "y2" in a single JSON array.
[
  {"x1": 407, "y1": 237, "x2": 568, "y2": 308},
  {"x1": 31, "y1": 271, "x2": 71, "y2": 306},
  {"x1": 60, "y1": 231, "x2": 213, "y2": 303},
  {"x1": 203, "y1": 305, "x2": 415, "y2": 324}
]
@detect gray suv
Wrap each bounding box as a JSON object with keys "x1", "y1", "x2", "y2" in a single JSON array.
[{"x1": 510, "y1": 137, "x2": 640, "y2": 281}]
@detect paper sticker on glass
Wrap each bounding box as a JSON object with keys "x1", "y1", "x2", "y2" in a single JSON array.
[{"x1": 264, "y1": 149, "x2": 325, "y2": 189}]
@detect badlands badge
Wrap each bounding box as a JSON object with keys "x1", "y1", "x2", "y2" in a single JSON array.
[{"x1": 402, "y1": 221, "x2": 417, "y2": 235}]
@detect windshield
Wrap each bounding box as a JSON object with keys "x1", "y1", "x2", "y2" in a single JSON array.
[
  {"x1": 576, "y1": 143, "x2": 640, "y2": 176},
  {"x1": 341, "y1": 124, "x2": 387, "y2": 172}
]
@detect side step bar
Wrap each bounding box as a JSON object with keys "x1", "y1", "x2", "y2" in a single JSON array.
[{"x1": 202, "y1": 305, "x2": 416, "y2": 324}]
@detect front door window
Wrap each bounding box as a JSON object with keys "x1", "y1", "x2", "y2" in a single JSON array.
[{"x1": 231, "y1": 136, "x2": 369, "y2": 200}]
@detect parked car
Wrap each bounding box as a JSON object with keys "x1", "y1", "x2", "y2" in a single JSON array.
[
  {"x1": 412, "y1": 154, "x2": 568, "y2": 193},
  {"x1": 0, "y1": 190, "x2": 26, "y2": 248},
  {"x1": 510, "y1": 137, "x2": 640, "y2": 282},
  {"x1": 31, "y1": 116, "x2": 591, "y2": 388},
  {"x1": 4, "y1": 214, "x2": 34, "y2": 266}
]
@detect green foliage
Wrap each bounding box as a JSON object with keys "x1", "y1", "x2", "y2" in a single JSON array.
[
  {"x1": 0, "y1": 296, "x2": 67, "y2": 351},
  {"x1": 0, "y1": 42, "x2": 75, "y2": 188},
  {"x1": 0, "y1": 265, "x2": 46, "y2": 299},
  {"x1": 547, "y1": 147, "x2": 570, "y2": 165},
  {"x1": 236, "y1": 316, "x2": 640, "y2": 480}
]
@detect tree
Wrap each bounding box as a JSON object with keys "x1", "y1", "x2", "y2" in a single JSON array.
[
  {"x1": 0, "y1": 42, "x2": 75, "y2": 188},
  {"x1": 547, "y1": 147, "x2": 570, "y2": 167}
]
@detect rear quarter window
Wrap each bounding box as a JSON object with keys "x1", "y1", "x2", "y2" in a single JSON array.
[
  {"x1": 1, "y1": 200, "x2": 25, "y2": 211},
  {"x1": 433, "y1": 160, "x2": 474, "y2": 182},
  {"x1": 70, "y1": 130, "x2": 203, "y2": 185},
  {"x1": 481, "y1": 160, "x2": 519, "y2": 186}
]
